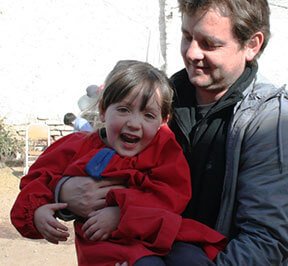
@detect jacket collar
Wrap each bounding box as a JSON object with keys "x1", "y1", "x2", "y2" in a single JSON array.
[{"x1": 172, "y1": 64, "x2": 258, "y2": 139}]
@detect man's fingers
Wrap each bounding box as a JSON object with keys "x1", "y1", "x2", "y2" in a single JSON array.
[
  {"x1": 59, "y1": 176, "x2": 126, "y2": 217},
  {"x1": 91, "y1": 199, "x2": 106, "y2": 212},
  {"x1": 87, "y1": 210, "x2": 98, "y2": 217},
  {"x1": 98, "y1": 178, "x2": 125, "y2": 187},
  {"x1": 97, "y1": 185, "x2": 124, "y2": 198},
  {"x1": 49, "y1": 202, "x2": 68, "y2": 211},
  {"x1": 115, "y1": 262, "x2": 128, "y2": 266}
]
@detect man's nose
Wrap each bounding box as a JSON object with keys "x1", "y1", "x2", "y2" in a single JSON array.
[{"x1": 185, "y1": 40, "x2": 204, "y2": 61}]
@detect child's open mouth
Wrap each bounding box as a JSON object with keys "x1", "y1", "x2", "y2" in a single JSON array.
[{"x1": 120, "y1": 133, "x2": 140, "y2": 143}]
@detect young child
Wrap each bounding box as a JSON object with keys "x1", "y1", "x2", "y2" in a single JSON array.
[
  {"x1": 11, "y1": 60, "x2": 226, "y2": 266},
  {"x1": 63, "y1": 112, "x2": 93, "y2": 132}
]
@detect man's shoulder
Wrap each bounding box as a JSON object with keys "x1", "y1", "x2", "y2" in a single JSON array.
[
  {"x1": 244, "y1": 73, "x2": 287, "y2": 101},
  {"x1": 237, "y1": 74, "x2": 288, "y2": 121}
]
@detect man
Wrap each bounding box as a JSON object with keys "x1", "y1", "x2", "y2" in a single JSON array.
[
  {"x1": 57, "y1": 0, "x2": 288, "y2": 264},
  {"x1": 168, "y1": 0, "x2": 288, "y2": 264}
]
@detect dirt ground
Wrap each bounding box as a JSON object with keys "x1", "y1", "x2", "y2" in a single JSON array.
[{"x1": 0, "y1": 166, "x2": 77, "y2": 266}]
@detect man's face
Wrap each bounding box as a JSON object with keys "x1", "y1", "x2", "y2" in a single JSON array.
[{"x1": 180, "y1": 8, "x2": 251, "y2": 103}]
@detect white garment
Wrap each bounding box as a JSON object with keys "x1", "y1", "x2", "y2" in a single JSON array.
[{"x1": 73, "y1": 117, "x2": 93, "y2": 132}]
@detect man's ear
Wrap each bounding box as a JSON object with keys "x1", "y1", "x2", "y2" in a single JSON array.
[{"x1": 246, "y1": 31, "x2": 264, "y2": 61}]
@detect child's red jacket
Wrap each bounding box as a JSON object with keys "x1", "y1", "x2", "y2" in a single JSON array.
[{"x1": 11, "y1": 125, "x2": 226, "y2": 265}]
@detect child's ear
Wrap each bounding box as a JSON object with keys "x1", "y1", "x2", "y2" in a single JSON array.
[
  {"x1": 99, "y1": 111, "x2": 105, "y2": 122},
  {"x1": 99, "y1": 101, "x2": 105, "y2": 122},
  {"x1": 99, "y1": 107, "x2": 105, "y2": 122},
  {"x1": 162, "y1": 115, "x2": 170, "y2": 124}
]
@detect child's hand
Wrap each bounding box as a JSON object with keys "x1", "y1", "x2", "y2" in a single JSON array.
[
  {"x1": 82, "y1": 206, "x2": 120, "y2": 241},
  {"x1": 34, "y1": 203, "x2": 70, "y2": 244}
]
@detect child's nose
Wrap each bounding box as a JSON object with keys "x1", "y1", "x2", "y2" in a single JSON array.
[{"x1": 126, "y1": 114, "x2": 141, "y2": 129}]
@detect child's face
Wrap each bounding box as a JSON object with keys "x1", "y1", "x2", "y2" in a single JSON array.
[{"x1": 100, "y1": 87, "x2": 166, "y2": 157}]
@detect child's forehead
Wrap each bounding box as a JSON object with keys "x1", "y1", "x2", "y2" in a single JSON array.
[
  {"x1": 132, "y1": 81, "x2": 161, "y2": 93},
  {"x1": 119, "y1": 86, "x2": 161, "y2": 108},
  {"x1": 126, "y1": 84, "x2": 161, "y2": 100}
]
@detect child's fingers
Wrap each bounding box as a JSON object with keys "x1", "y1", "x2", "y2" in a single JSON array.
[
  {"x1": 82, "y1": 215, "x2": 97, "y2": 231},
  {"x1": 87, "y1": 229, "x2": 104, "y2": 241},
  {"x1": 43, "y1": 225, "x2": 69, "y2": 244},
  {"x1": 51, "y1": 218, "x2": 69, "y2": 232},
  {"x1": 83, "y1": 222, "x2": 97, "y2": 238},
  {"x1": 43, "y1": 218, "x2": 70, "y2": 244},
  {"x1": 47, "y1": 219, "x2": 69, "y2": 236},
  {"x1": 82, "y1": 220, "x2": 102, "y2": 240},
  {"x1": 100, "y1": 232, "x2": 110, "y2": 241},
  {"x1": 41, "y1": 224, "x2": 68, "y2": 244}
]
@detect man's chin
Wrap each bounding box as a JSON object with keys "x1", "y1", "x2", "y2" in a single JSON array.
[{"x1": 189, "y1": 76, "x2": 211, "y2": 89}]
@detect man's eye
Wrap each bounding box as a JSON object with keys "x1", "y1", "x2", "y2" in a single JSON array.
[
  {"x1": 182, "y1": 33, "x2": 192, "y2": 42},
  {"x1": 202, "y1": 41, "x2": 221, "y2": 50}
]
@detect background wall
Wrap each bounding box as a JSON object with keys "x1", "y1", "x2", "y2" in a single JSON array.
[
  {"x1": 165, "y1": 0, "x2": 288, "y2": 85},
  {"x1": 0, "y1": 0, "x2": 287, "y2": 126},
  {"x1": 0, "y1": 0, "x2": 163, "y2": 124}
]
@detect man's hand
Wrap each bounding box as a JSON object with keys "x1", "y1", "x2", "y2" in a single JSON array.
[
  {"x1": 82, "y1": 206, "x2": 120, "y2": 241},
  {"x1": 34, "y1": 203, "x2": 70, "y2": 244},
  {"x1": 60, "y1": 176, "x2": 125, "y2": 218},
  {"x1": 115, "y1": 263, "x2": 128, "y2": 266}
]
